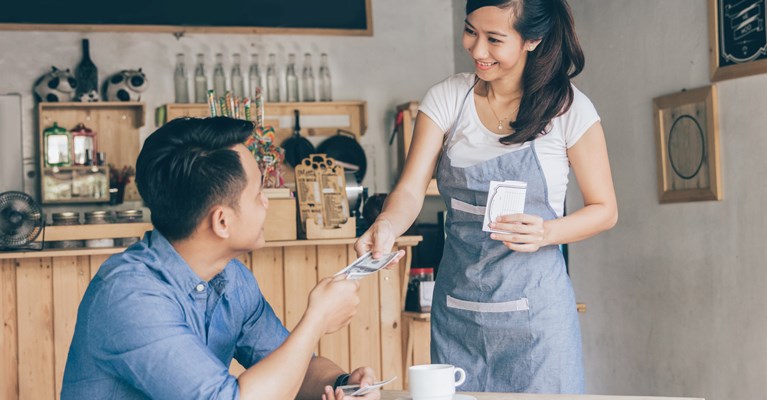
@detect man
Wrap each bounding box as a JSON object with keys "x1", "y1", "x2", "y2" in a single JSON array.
[{"x1": 62, "y1": 117, "x2": 378, "y2": 399}]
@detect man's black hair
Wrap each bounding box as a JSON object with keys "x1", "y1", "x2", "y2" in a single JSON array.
[{"x1": 136, "y1": 117, "x2": 254, "y2": 241}]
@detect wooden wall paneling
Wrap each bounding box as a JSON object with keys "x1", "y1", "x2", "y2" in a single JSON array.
[
  {"x1": 251, "y1": 247, "x2": 285, "y2": 323},
  {"x1": 89, "y1": 254, "x2": 110, "y2": 279},
  {"x1": 283, "y1": 246, "x2": 318, "y2": 356},
  {"x1": 316, "y1": 245, "x2": 350, "y2": 371},
  {"x1": 51, "y1": 256, "x2": 89, "y2": 400},
  {"x1": 347, "y1": 245, "x2": 381, "y2": 375},
  {"x1": 16, "y1": 258, "x2": 55, "y2": 400},
  {"x1": 1, "y1": 259, "x2": 19, "y2": 400},
  {"x1": 378, "y1": 247, "x2": 403, "y2": 389}
]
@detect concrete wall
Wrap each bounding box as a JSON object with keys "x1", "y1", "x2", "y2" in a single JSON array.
[
  {"x1": 568, "y1": 2, "x2": 767, "y2": 400},
  {"x1": 0, "y1": 0, "x2": 456, "y2": 201}
]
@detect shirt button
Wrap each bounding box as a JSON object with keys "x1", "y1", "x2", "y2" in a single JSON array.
[{"x1": 195, "y1": 283, "x2": 205, "y2": 292}]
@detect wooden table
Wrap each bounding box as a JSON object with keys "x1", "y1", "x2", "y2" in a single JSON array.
[{"x1": 380, "y1": 391, "x2": 704, "y2": 400}]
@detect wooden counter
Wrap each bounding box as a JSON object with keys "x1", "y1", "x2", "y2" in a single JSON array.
[
  {"x1": 380, "y1": 391, "x2": 703, "y2": 400},
  {"x1": 0, "y1": 233, "x2": 422, "y2": 400}
]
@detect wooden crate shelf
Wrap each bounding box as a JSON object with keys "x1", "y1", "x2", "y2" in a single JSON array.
[{"x1": 158, "y1": 101, "x2": 368, "y2": 143}]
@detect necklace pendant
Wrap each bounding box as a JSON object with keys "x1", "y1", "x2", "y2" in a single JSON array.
[{"x1": 498, "y1": 122, "x2": 503, "y2": 130}]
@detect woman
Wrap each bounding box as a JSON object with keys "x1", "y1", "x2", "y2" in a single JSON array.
[{"x1": 355, "y1": 0, "x2": 617, "y2": 394}]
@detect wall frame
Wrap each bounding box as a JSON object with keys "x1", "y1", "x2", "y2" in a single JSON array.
[
  {"x1": 709, "y1": 0, "x2": 767, "y2": 81},
  {"x1": 0, "y1": 0, "x2": 372, "y2": 36},
  {"x1": 653, "y1": 85, "x2": 722, "y2": 203}
]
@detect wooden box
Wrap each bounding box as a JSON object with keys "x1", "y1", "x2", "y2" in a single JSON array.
[{"x1": 264, "y1": 197, "x2": 297, "y2": 241}]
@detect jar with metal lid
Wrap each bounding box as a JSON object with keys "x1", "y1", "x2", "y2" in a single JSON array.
[
  {"x1": 114, "y1": 209, "x2": 143, "y2": 247},
  {"x1": 49, "y1": 212, "x2": 84, "y2": 249},
  {"x1": 84, "y1": 210, "x2": 115, "y2": 248}
]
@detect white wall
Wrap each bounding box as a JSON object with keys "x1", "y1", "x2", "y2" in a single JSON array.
[
  {"x1": 0, "y1": 0, "x2": 456, "y2": 200},
  {"x1": 568, "y1": 2, "x2": 767, "y2": 400}
]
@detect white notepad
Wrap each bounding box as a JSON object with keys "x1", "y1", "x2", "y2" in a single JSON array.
[{"x1": 482, "y1": 180, "x2": 527, "y2": 234}]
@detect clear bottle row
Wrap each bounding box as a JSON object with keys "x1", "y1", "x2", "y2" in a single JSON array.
[{"x1": 174, "y1": 52, "x2": 333, "y2": 104}]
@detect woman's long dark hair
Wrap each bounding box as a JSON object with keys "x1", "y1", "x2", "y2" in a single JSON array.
[{"x1": 467, "y1": 0, "x2": 584, "y2": 144}]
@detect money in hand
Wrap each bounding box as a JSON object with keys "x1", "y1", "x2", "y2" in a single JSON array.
[{"x1": 335, "y1": 252, "x2": 399, "y2": 280}]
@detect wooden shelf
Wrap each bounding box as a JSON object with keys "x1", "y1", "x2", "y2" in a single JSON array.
[
  {"x1": 3, "y1": 233, "x2": 423, "y2": 260},
  {"x1": 158, "y1": 100, "x2": 368, "y2": 142},
  {"x1": 38, "y1": 102, "x2": 146, "y2": 204}
]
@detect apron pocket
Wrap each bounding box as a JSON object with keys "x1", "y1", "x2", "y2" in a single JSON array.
[
  {"x1": 451, "y1": 198, "x2": 485, "y2": 216},
  {"x1": 446, "y1": 295, "x2": 529, "y2": 313}
]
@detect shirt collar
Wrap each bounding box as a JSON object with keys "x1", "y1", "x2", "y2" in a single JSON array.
[{"x1": 145, "y1": 230, "x2": 231, "y2": 296}]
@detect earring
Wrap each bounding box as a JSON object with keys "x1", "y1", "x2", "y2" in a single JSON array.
[{"x1": 528, "y1": 45, "x2": 534, "y2": 51}]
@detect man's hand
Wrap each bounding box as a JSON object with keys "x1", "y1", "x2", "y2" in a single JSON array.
[
  {"x1": 321, "y1": 367, "x2": 380, "y2": 400},
  {"x1": 305, "y1": 275, "x2": 360, "y2": 334}
]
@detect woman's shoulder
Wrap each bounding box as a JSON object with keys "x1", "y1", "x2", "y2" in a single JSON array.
[
  {"x1": 427, "y1": 73, "x2": 476, "y2": 97},
  {"x1": 567, "y1": 84, "x2": 598, "y2": 114}
]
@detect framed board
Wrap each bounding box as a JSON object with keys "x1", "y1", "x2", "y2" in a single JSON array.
[
  {"x1": 0, "y1": 0, "x2": 372, "y2": 36},
  {"x1": 653, "y1": 85, "x2": 722, "y2": 203},
  {"x1": 709, "y1": 0, "x2": 767, "y2": 81}
]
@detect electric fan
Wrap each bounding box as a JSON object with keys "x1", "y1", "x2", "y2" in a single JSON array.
[{"x1": 0, "y1": 191, "x2": 45, "y2": 251}]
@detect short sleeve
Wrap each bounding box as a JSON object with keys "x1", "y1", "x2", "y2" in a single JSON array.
[
  {"x1": 87, "y1": 275, "x2": 240, "y2": 399},
  {"x1": 418, "y1": 74, "x2": 474, "y2": 133},
  {"x1": 560, "y1": 85, "x2": 601, "y2": 148}
]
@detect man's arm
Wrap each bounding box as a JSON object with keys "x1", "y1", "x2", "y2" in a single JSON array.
[
  {"x1": 236, "y1": 275, "x2": 361, "y2": 399},
  {"x1": 296, "y1": 356, "x2": 345, "y2": 399}
]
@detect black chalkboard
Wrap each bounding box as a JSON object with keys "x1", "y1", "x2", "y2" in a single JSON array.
[
  {"x1": 710, "y1": 0, "x2": 767, "y2": 81},
  {"x1": 0, "y1": 0, "x2": 371, "y2": 35}
]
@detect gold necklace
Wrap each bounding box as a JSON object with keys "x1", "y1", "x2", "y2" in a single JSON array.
[{"x1": 485, "y1": 91, "x2": 520, "y2": 131}]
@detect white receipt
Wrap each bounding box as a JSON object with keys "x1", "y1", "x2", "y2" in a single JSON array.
[{"x1": 482, "y1": 180, "x2": 527, "y2": 233}]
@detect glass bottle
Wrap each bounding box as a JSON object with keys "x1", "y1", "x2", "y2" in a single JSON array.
[
  {"x1": 266, "y1": 53, "x2": 280, "y2": 102},
  {"x1": 174, "y1": 53, "x2": 190, "y2": 103},
  {"x1": 213, "y1": 53, "x2": 227, "y2": 98},
  {"x1": 44, "y1": 122, "x2": 72, "y2": 167},
  {"x1": 285, "y1": 53, "x2": 299, "y2": 102},
  {"x1": 302, "y1": 53, "x2": 316, "y2": 102},
  {"x1": 319, "y1": 53, "x2": 333, "y2": 102},
  {"x1": 75, "y1": 39, "x2": 98, "y2": 101},
  {"x1": 194, "y1": 53, "x2": 208, "y2": 103},
  {"x1": 231, "y1": 53, "x2": 245, "y2": 98},
  {"x1": 248, "y1": 54, "x2": 262, "y2": 100}
]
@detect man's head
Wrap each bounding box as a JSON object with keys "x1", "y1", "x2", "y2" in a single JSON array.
[{"x1": 136, "y1": 117, "x2": 268, "y2": 249}]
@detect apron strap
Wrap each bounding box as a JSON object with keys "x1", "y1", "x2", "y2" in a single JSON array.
[{"x1": 443, "y1": 75, "x2": 480, "y2": 152}]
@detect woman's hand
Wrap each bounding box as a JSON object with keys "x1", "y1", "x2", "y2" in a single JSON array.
[
  {"x1": 354, "y1": 219, "x2": 397, "y2": 259},
  {"x1": 489, "y1": 213, "x2": 548, "y2": 252}
]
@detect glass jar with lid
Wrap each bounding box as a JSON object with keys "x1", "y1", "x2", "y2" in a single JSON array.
[
  {"x1": 84, "y1": 210, "x2": 115, "y2": 248},
  {"x1": 44, "y1": 122, "x2": 72, "y2": 167},
  {"x1": 49, "y1": 212, "x2": 84, "y2": 249},
  {"x1": 70, "y1": 123, "x2": 97, "y2": 166},
  {"x1": 114, "y1": 209, "x2": 144, "y2": 247}
]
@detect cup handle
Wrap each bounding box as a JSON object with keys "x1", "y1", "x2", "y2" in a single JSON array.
[{"x1": 454, "y1": 367, "x2": 466, "y2": 387}]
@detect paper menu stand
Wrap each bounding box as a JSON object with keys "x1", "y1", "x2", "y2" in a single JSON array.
[
  {"x1": 295, "y1": 154, "x2": 355, "y2": 239},
  {"x1": 482, "y1": 180, "x2": 527, "y2": 234}
]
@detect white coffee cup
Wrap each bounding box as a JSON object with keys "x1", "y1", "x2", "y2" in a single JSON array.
[{"x1": 408, "y1": 364, "x2": 466, "y2": 400}]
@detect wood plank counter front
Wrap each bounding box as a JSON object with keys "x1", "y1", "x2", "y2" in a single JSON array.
[{"x1": 0, "y1": 236, "x2": 422, "y2": 400}]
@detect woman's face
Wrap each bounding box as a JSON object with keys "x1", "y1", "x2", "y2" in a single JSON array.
[{"x1": 462, "y1": 6, "x2": 536, "y2": 82}]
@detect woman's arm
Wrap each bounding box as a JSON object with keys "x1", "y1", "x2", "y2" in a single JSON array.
[
  {"x1": 490, "y1": 122, "x2": 617, "y2": 251},
  {"x1": 355, "y1": 112, "x2": 445, "y2": 257}
]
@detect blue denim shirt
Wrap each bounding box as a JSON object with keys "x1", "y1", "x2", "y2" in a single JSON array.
[{"x1": 61, "y1": 230, "x2": 289, "y2": 399}]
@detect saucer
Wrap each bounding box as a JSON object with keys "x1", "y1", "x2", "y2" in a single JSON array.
[{"x1": 394, "y1": 395, "x2": 476, "y2": 400}]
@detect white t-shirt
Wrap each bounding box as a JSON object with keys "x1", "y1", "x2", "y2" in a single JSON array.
[{"x1": 419, "y1": 73, "x2": 600, "y2": 217}]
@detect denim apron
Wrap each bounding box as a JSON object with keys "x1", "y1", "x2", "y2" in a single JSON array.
[{"x1": 430, "y1": 81, "x2": 584, "y2": 393}]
